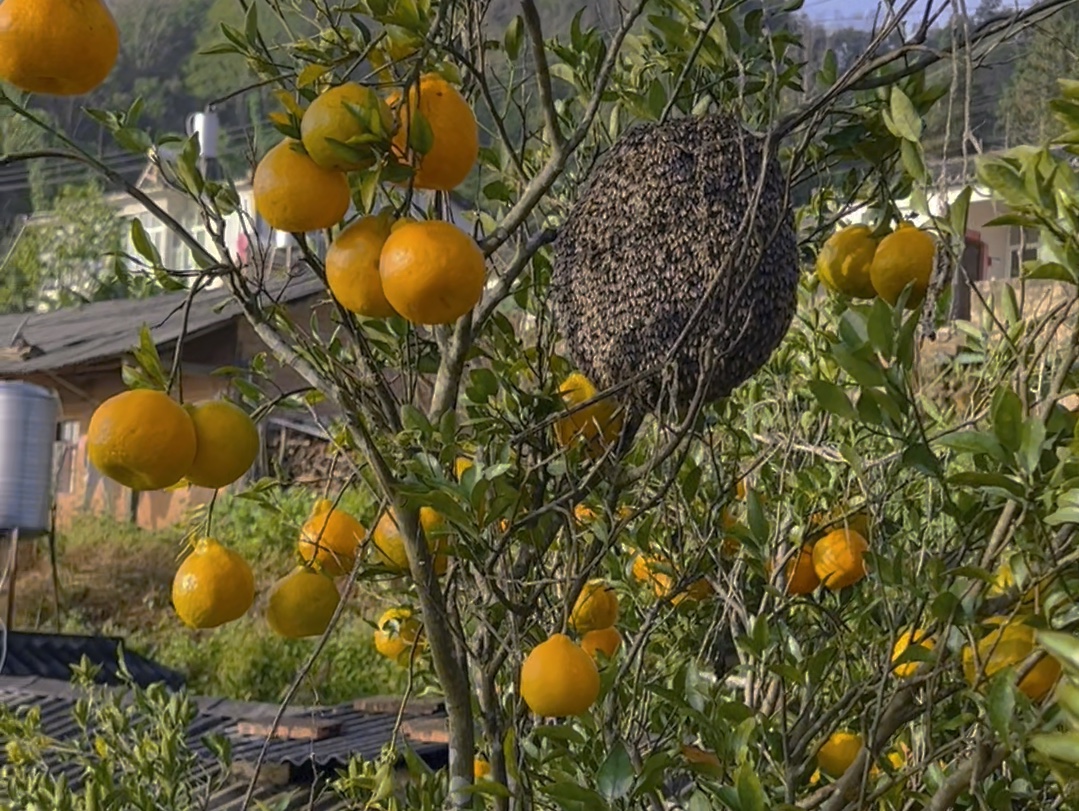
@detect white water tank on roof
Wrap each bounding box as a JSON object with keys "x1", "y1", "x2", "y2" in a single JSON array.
[{"x1": 0, "y1": 381, "x2": 59, "y2": 535}]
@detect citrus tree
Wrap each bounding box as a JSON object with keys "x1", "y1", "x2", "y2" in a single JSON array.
[{"x1": 4, "y1": 0, "x2": 1079, "y2": 810}]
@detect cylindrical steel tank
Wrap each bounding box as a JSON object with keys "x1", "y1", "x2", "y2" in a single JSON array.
[{"x1": 0, "y1": 381, "x2": 60, "y2": 536}]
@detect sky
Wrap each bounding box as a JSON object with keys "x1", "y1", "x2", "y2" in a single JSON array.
[{"x1": 806, "y1": 0, "x2": 1033, "y2": 29}]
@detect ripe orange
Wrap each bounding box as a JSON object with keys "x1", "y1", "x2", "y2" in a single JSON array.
[
  {"x1": 87, "y1": 389, "x2": 197, "y2": 491},
  {"x1": 569, "y1": 580, "x2": 619, "y2": 633},
  {"x1": 581, "y1": 627, "x2": 622, "y2": 659},
  {"x1": 962, "y1": 618, "x2": 1061, "y2": 701},
  {"x1": 300, "y1": 82, "x2": 392, "y2": 171},
  {"x1": 869, "y1": 222, "x2": 937, "y2": 308},
  {"x1": 0, "y1": 0, "x2": 119, "y2": 96},
  {"x1": 372, "y1": 507, "x2": 449, "y2": 575},
  {"x1": 373, "y1": 606, "x2": 425, "y2": 665},
  {"x1": 252, "y1": 139, "x2": 351, "y2": 233},
  {"x1": 519, "y1": 633, "x2": 600, "y2": 717},
  {"x1": 816, "y1": 224, "x2": 879, "y2": 299},
  {"x1": 632, "y1": 554, "x2": 712, "y2": 605},
  {"x1": 454, "y1": 457, "x2": 474, "y2": 479},
  {"x1": 378, "y1": 220, "x2": 486, "y2": 325},
  {"x1": 265, "y1": 567, "x2": 341, "y2": 638},
  {"x1": 473, "y1": 757, "x2": 492, "y2": 780},
  {"x1": 891, "y1": 628, "x2": 935, "y2": 678},
  {"x1": 182, "y1": 400, "x2": 260, "y2": 489},
  {"x1": 171, "y1": 537, "x2": 254, "y2": 629},
  {"x1": 812, "y1": 528, "x2": 869, "y2": 590},
  {"x1": 553, "y1": 373, "x2": 624, "y2": 457},
  {"x1": 389, "y1": 73, "x2": 479, "y2": 191},
  {"x1": 325, "y1": 213, "x2": 397, "y2": 318},
  {"x1": 782, "y1": 546, "x2": 820, "y2": 595},
  {"x1": 817, "y1": 731, "x2": 864, "y2": 778},
  {"x1": 298, "y1": 498, "x2": 367, "y2": 576}
]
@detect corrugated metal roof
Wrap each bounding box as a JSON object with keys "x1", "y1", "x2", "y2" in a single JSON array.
[
  {"x1": 0, "y1": 270, "x2": 325, "y2": 375},
  {"x1": 1, "y1": 631, "x2": 185, "y2": 689},
  {"x1": 0, "y1": 676, "x2": 448, "y2": 810}
]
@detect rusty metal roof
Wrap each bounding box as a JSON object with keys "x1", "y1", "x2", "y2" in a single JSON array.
[{"x1": 0, "y1": 270, "x2": 325, "y2": 376}]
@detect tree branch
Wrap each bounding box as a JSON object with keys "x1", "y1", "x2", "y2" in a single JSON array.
[{"x1": 520, "y1": 0, "x2": 565, "y2": 151}]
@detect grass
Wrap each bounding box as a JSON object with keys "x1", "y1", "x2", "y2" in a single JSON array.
[{"x1": 13, "y1": 487, "x2": 411, "y2": 704}]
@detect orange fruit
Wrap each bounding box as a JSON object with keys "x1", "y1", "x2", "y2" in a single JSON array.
[
  {"x1": 265, "y1": 567, "x2": 341, "y2": 638},
  {"x1": 519, "y1": 633, "x2": 600, "y2": 717},
  {"x1": 581, "y1": 627, "x2": 622, "y2": 659},
  {"x1": 816, "y1": 224, "x2": 879, "y2": 299},
  {"x1": 388, "y1": 72, "x2": 478, "y2": 191},
  {"x1": 961, "y1": 618, "x2": 1061, "y2": 701},
  {"x1": 817, "y1": 731, "x2": 864, "y2": 778},
  {"x1": 553, "y1": 373, "x2": 624, "y2": 457},
  {"x1": 300, "y1": 82, "x2": 392, "y2": 171},
  {"x1": 812, "y1": 528, "x2": 869, "y2": 590},
  {"x1": 0, "y1": 0, "x2": 119, "y2": 96},
  {"x1": 298, "y1": 498, "x2": 367, "y2": 576},
  {"x1": 782, "y1": 546, "x2": 820, "y2": 595},
  {"x1": 372, "y1": 507, "x2": 449, "y2": 574},
  {"x1": 182, "y1": 400, "x2": 260, "y2": 489},
  {"x1": 807, "y1": 507, "x2": 871, "y2": 543},
  {"x1": 869, "y1": 222, "x2": 936, "y2": 308},
  {"x1": 632, "y1": 554, "x2": 711, "y2": 605},
  {"x1": 454, "y1": 456, "x2": 473, "y2": 480},
  {"x1": 473, "y1": 758, "x2": 492, "y2": 780},
  {"x1": 569, "y1": 580, "x2": 618, "y2": 633},
  {"x1": 891, "y1": 628, "x2": 935, "y2": 678},
  {"x1": 325, "y1": 213, "x2": 397, "y2": 318},
  {"x1": 252, "y1": 139, "x2": 351, "y2": 233},
  {"x1": 378, "y1": 220, "x2": 486, "y2": 325},
  {"x1": 171, "y1": 537, "x2": 254, "y2": 629},
  {"x1": 87, "y1": 389, "x2": 197, "y2": 491},
  {"x1": 373, "y1": 606, "x2": 425, "y2": 665}
]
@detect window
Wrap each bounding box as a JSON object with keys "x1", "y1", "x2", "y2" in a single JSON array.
[
  {"x1": 1008, "y1": 226, "x2": 1040, "y2": 277},
  {"x1": 172, "y1": 220, "x2": 211, "y2": 270},
  {"x1": 54, "y1": 419, "x2": 80, "y2": 494}
]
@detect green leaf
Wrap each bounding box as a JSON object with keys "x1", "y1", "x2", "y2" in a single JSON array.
[
  {"x1": 400, "y1": 404, "x2": 432, "y2": 435},
  {"x1": 1036, "y1": 630, "x2": 1079, "y2": 676},
  {"x1": 947, "y1": 472, "x2": 1025, "y2": 499},
  {"x1": 900, "y1": 139, "x2": 926, "y2": 182},
  {"x1": 808, "y1": 380, "x2": 856, "y2": 420},
  {"x1": 504, "y1": 16, "x2": 523, "y2": 60},
  {"x1": 991, "y1": 388, "x2": 1023, "y2": 453},
  {"x1": 736, "y1": 761, "x2": 767, "y2": 811},
  {"x1": 1026, "y1": 261, "x2": 1078, "y2": 283},
  {"x1": 1044, "y1": 507, "x2": 1079, "y2": 526},
  {"x1": 596, "y1": 740, "x2": 634, "y2": 802},
  {"x1": 1031, "y1": 732, "x2": 1079, "y2": 764},
  {"x1": 902, "y1": 444, "x2": 940, "y2": 476},
  {"x1": 832, "y1": 345, "x2": 886, "y2": 388},
  {"x1": 866, "y1": 297, "x2": 894, "y2": 357},
  {"x1": 950, "y1": 185, "x2": 973, "y2": 236},
  {"x1": 407, "y1": 109, "x2": 435, "y2": 156},
  {"x1": 1018, "y1": 418, "x2": 1047, "y2": 476},
  {"x1": 539, "y1": 780, "x2": 608, "y2": 808},
  {"x1": 244, "y1": 1, "x2": 259, "y2": 44},
  {"x1": 987, "y1": 675, "x2": 1015, "y2": 740},
  {"x1": 890, "y1": 87, "x2": 923, "y2": 142},
  {"x1": 297, "y1": 64, "x2": 330, "y2": 88},
  {"x1": 936, "y1": 430, "x2": 1005, "y2": 459},
  {"x1": 129, "y1": 218, "x2": 161, "y2": 265}
]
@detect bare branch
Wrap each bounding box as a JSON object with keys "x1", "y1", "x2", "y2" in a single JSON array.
[{"x1": 520, "y1": 0, "x2": 565, "y2": 150}]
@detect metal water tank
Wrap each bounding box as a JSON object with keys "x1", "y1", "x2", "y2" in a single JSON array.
[{"x1": 0, "y1": 381, "x2": 60, "y2": 535}]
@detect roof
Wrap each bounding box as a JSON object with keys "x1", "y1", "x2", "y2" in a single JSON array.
[
  {"x1": 0, "y1": 271, "x2": 325, "y2": 376},
  {"x1": 0, "y1": 675, "x2": 449, "y2": 810},
  {"x1": 2, "y1": 631, "x2": 185, "y2": 689}
]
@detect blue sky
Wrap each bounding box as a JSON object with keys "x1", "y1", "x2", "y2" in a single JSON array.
[{"x1": 806, "y1": 0, "x2": 1031, "y2": 29}]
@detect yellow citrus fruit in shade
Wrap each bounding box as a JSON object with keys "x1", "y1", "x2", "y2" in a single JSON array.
[
  {"x1": 553, "y1": 373, "x2": 624, "y2": 457},
  {"x1": 265, "y1": 567, "x2": 341, "y2": 639},
  {"x1": 378, "y1": 220, "x2": 486, "y2": 325},
  {"x1": 372, "y1": 507, "x2": 449, "y2": 574},
  {"x1": 776, "y1": 545, "x2": 820, "y2": 595},
  {"x1": 987, "y1": 562, "x2": 1015, "y2": 598},
  {"x1": 87, "y1": 389, "x2": 197, "y2": 491},
  {"x1": 182, "y1": 400, "x2": 260, "y2": 489},
  {"x1": 581, "y1": 627, "x2": 622, "y2": 659},
  {"x1": 252, "y1": 139, "x2": 351, "y2": 233},
  {"x1": 373, "y1": 607, "x2": 425, "y2": 665},
  {"x1": 812, "y1": 528, "x2": 869, "y2": 590},
  {"x1": 817, "y1": 731, "x2": 864, "y2": 778},
  {"x1": 631, "y1": 554, "x2": 712, "y2": 605},
  {"x1": 300, "y1": 82, "x2": 393, "y2": 171},
  {"x1": 298, "y1": 498, "x2": 367, "y2": 577},
  {"x1": 388, "y1": 72, "x2": 479, "y2": 191},
  {"x1": 807, "y1": 507, "x2": 870, "y2": 543},
  {"x1": 171, "y1": 537, "x2": 255, "y2": 629},
  {"x1": 869, "y1": 222, "x2": 937, "y2": 308},
  {"x1": 570, "y1": 580, "x2": 619, "y2": 633},
  {"x1": 735, "y1": 479, "x2": 747, "y2": 500},
  {"x1": 816, "y1": 224, "x2": 879, "y2": 299},
  {"x1": 961, "y1": 618, "x2": 1062, "y2": 701},
  {"x1": 325, "y1": 213, "x2": 397, "y2": 318},
  {"x1": 891, "y1": 628, "x2": 936, "y2": 678},
  {"x1": 519, "y1": 633, "x2": 600, "y2": 717},
  {"x1": 0, "y1": 0, "x2": 119, "y2": 96},
  {"x1": 473, "y1": 758, "x2": 492, "y2": 780},
  {"x1": 454, "y1": 457, "x2": 473, "y2": 479}
]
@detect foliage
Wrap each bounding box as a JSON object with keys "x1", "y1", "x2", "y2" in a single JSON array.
[{"x1": 5, "y1": 1, "x2": 1079, "y2": 811}]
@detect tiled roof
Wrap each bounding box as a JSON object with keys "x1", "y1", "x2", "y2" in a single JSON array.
[
  {"x1": 1, "y1": 631, "x2": 185, "y2": 689},
  {"x1": 0, "y1": 676, "x2": 449, "y2": 810},
  {"x1": 0, "y1": 270, "x2": 325, "y2": 375}
]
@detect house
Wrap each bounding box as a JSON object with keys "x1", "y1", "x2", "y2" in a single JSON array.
[{"x1": 0, "y1": 269, "x2": 333, "y2": 532}]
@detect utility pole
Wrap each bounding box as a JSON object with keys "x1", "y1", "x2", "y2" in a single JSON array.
[{"x1": 185, "y1": 106, "x2": 221, "y2": 180}]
